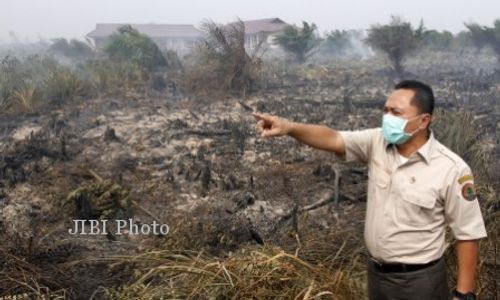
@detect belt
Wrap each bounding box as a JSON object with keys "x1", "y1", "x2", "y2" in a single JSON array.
[{"x1": 370, "y1": 256, "x2": 442, "y2": 273}]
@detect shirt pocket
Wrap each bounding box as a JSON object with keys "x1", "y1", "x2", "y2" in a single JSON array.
[
  {"x1": 396, "y1": 190, "x2": 438, "y2": 227},
  {"x1": 370, "y1": 160, "x2": 390, "y2": 189}
]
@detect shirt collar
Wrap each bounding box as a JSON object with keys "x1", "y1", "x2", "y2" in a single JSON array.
[
  {"x1": 416, "y1": 130, "x2": 434, "y2": 164},
  {"x1": 385, "y1": 130, "x2": 435, "y2": 165}
]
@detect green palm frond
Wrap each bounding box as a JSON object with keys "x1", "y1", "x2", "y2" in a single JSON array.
[{"x1": 432, "y1": 108, "x2": 490, "y2": 180}]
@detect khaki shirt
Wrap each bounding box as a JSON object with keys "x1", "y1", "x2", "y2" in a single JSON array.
[{"x1": 339, "y1": 128, "x2": 488, "y2": 264}]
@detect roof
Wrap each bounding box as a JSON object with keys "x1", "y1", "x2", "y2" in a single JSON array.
[
  {"x1": 230, "y1": 18, "x2": 291, "y2": 35},
  {"x1": 87, "y1": 23, "x2": 202, "y2": 38}
]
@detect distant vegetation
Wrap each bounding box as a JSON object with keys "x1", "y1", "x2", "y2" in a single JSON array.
[
  {"x1": 181, "y1": 19, "x2": 263, "y2": 97},
  {"x1": 465, "y1": 20, "x2": 500, "y2": 64},
  {"x1": 104, "y1": 25, "x2": 167, "y2": 72},
  {"x1": 0, "y1": 55, "x2": 91, "y2": 112},
  {"x1": 274, "y1": 21, "x2": 322, "y2": 63},
  {"x1": 48, "y1": 38, "x2": 95, "y2": 62},
  {"x1": 365, "y1": 16, "x2": 426, "y2": 76},
  {"x1": 1, "y1": 17, "x2": 499, "y2": 115},
  {"x1": 321, "y1": 29, "x2": 358, "y2": 56}
]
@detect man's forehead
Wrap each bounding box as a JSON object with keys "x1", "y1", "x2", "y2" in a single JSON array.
[{"x1": 385, "y1": 89, "x2": 415, "y2": 109}]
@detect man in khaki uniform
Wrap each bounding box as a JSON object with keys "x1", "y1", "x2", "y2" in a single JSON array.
[{"x1": 252, "y1": 80, "x2": 487, "y2": 300}]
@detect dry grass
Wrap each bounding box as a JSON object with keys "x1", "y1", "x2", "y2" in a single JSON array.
[
  {"x1": 0, "y1": 246, "x2": 71, "y2": 299},
  {"x1": 84, "y1": 203, "x2": 368, "y2": 299},
  {"x1": 0, "y1": 209, "x2": 366, "y2": 299},
  {"x1": 12, "y1": 85, "x2": 38, "y2": 112},
  {"x1": 86, "y1": 60, "x2": 147, "y2": 96},
  {"x1": 98, "y1": 245, "x2": 364, "y2": 299}
]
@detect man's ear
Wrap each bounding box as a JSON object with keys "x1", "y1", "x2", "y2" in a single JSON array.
[
  {"x1": 427, "y1": 114, "x2": 432, "y2": 128},
  {"x1": 423, "y1": 113, "x2": 432, "y2": 129}
]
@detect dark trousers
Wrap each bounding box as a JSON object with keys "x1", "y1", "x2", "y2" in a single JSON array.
[{"x1": 367, "y1": 257, "x2": 449, "y2": 300}]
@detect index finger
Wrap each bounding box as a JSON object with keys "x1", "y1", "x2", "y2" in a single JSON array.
[{"x1": 252, "y1": 111, "x2": 271, "y2": 122}]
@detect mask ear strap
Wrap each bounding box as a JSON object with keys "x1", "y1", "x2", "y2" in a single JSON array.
[
  {"x1": 415, "y1": 113, "x2": 427, "y2": 132},
  {"x1": 409, "y1": 114, "x2": 427, "y2": 135},
  {"x1": 409, "y1": 127, "x2": 421, "y2": 136}
]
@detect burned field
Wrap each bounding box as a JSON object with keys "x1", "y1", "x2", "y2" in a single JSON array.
[{"x1": 0, "y1": 58, "x2": 499, "y2": 299}]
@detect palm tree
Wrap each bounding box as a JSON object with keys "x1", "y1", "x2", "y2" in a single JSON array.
[
  {"x1": 184, "y1": 19, "x2": 262, "y2": 96},
  {"x1": 465, "y1": 20, "x2": 500, "y2": 65},
  {"x1": 104, "y1": 25, "x2": 167, "y2": 72},
  {"x1": 365, "y1": 16, "x2": 426, "y2": 75},
  {"x1": 48, "y1": 38, "x2": 95, "y2": 62},
  {"x1": 274, "y1": 21, "x2": 322, "y2": 63}
]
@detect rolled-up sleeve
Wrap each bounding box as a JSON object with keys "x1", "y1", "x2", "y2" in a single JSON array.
[
  {"x1": 338, "y1": 128, "x2": 379, "y2": 164},
  {"x1": 444, "y1": 165, "x2": 487, "y2": 240}
]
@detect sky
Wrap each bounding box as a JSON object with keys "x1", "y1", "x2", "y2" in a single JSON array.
[{"x1": 0, "y1": 0, "x2": 498, "y2": 42}]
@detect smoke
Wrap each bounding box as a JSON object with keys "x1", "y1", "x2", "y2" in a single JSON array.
[{"x1": 348, "y1": 31, "x2": 374, "y2": 60}]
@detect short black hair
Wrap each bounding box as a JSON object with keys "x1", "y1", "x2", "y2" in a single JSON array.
[{"x1": 394, "y1": 80, "x2": 435, "y2": 115}]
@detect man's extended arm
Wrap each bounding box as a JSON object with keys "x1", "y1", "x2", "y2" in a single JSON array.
[
  {"x1": 287, "y1": 122, "x2": 346, "y2": 155},
  {"x1": 252, "y1": 112, "x2": 346, "y2": 156}
]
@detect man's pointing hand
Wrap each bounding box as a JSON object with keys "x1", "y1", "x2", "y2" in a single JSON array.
[{"x1": 252, "y1": 112, "x2": 292, "y2": 138}]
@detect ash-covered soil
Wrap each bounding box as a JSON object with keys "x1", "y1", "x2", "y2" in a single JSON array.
[{"x1": 1, "y1": 66, "x2": 499, "y2": 298}]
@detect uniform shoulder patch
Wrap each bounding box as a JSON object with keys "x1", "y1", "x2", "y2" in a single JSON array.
[
  {"x1": 461, "y1": 183, "x2": 477, "y2": 201},
  {"x1": 458, "y1": 174, "x2": 474, "y2": 185}
]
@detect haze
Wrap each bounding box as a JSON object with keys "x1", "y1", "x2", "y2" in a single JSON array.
[{"x1": 1, "y1": 0, "x2": 499, "y2": 42}]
